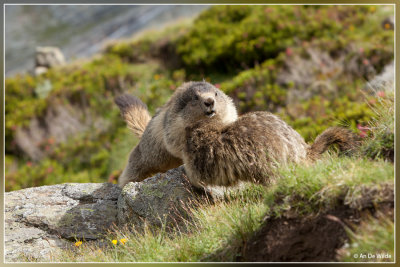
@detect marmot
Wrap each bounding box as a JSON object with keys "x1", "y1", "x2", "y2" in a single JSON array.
[
  {"x1": 183, "y1": 111, "x2": 360, "y2": 188},
  {"x1": 115, "y1": 81, "x2": 238, "y2": 187}
]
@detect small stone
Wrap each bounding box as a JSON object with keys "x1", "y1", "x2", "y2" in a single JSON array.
[
  {"x1": 34, "y1": 66, "x2": 48, "y2": 76},
  {"x1": 35, "y1": 46, "x2": 65, "y2": 68}
]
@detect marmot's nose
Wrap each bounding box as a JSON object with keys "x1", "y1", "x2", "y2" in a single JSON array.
[{"x1": 204, "y1": 97, "x2": 215, "y2": 108}]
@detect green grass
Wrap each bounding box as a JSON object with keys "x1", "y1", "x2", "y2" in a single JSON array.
[
  {"x1": 266, "y1": 156, "x2": 394, "y2": 217},
  {"x1": 339, "y1": 213, "x2": 394, "y2": 262}
]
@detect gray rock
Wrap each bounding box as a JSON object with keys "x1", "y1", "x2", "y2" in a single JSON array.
[
  {"x1": 117, "y1": 166, "x2": 245, "y2": 229},
  {"x1": 14, "y1": 104, "x2": 111, "y2": 161},
  {"x1": 35, "y1": 46, "x2": 65, "y2": 69},
  {"x1": 5, "y1": 183, "x2": 121, "y2": 262},
  {"x1": 366, "y1": 61, "x2": 394, "y2": 93},
  {"x1": 118, "y1": 167, "x2": 195, "y2": 229},
  {"x1": 34, "y1": 66, "x2": 48, "y2": 76}
]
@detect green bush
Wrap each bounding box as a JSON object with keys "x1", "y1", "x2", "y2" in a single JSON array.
[
  {"x1": 221, "y1": 58, "x2": 286, "y2": 113},
  {"x1": 176, "y1": 5, "x2": 393, "y2": 74}
]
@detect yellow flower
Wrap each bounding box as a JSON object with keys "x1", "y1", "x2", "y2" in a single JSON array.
[
  {"x1": 349, "y1": 25, "x2": 355, "y2": 31},
  {"x1": 112, "y1": 240, "x2": 118, "y2": 245},
  {"x1": 75, "y1": 241, "x2": 82, "y2": 247},
  {"x1": 120, "y1": 238, "x2": 127, "y2": 245},
  {"x1": 384, "y1": 23, "x2": 391, "y2": 30},
  {"x1": 369, "y1": 6, "x2": 376, "y2": 12},
  {"x1": 154, "y1": 74, "x2": 160, "y2": 80}
]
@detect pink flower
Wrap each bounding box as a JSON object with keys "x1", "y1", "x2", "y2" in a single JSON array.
[
  {"x1": 359, "y1": 131, "x2": 367, "y2": 138},
  {"x1": 376, "y1": 91, "x2": 385, "y2": 98},
  {"x1": 357, "y1": 124, "x2": 369, "y2": 138},
  {"x1": 362, "y1": 59, "x2": 369, "y2": 65},
  {"x1": 286, "y1": 48, "x2": 293, "y2": 56},
  {"x1": 26, "y1": 161, "x2": 33, "y2": 167},
  {"x1": 214, "y1": 83, "x2": 221, "y2": 89}
]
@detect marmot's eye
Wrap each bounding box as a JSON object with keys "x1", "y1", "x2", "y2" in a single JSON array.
[
  {"x1": 194, "y1": 95, "x2": 199, "y2": 100},
  {"x1": 215, "y1": 92, "x2": 218, "y2": 97}
]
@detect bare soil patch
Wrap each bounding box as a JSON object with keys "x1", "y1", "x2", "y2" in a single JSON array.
[{"x1": 240, "y1": 202, "x2": 393, "y2": 262}]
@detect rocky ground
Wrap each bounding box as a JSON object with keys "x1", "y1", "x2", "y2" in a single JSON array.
[{"x1": 5, "y1": 167, "x2": 235, "y2": 262}]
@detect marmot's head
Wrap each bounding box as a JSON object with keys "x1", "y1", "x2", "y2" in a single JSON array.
[{"x1": 169, "y1": 81, "x2": 238, "y2": 125}]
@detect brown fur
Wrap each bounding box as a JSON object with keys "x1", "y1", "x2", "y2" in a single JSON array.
[
  {"x1": 183, "y1": 112, "x2": 360, "y2": 188},
  {"x1": 115, "y1": 81, "x2": 238, "y2": 187}
]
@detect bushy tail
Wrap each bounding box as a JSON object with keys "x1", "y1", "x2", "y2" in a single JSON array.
[
  {"x1": 308, "y1": 127, "x2": 361, "y2": 160},
  {"x1": 115, "y1": 94, "x2": 151, "y2": 138}
]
